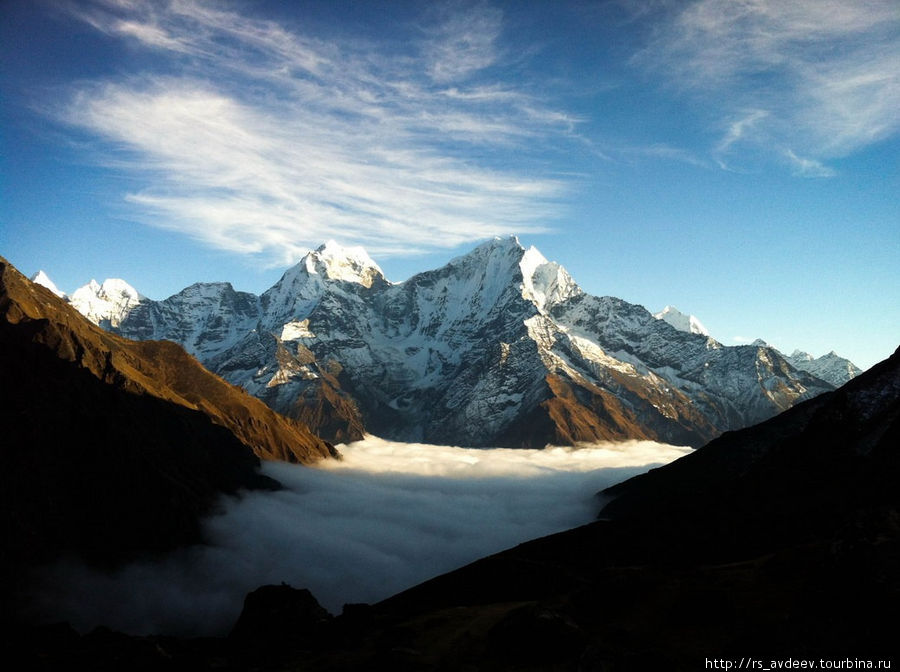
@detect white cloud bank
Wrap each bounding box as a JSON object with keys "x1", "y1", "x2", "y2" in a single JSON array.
[
  {"x1": 31, "y1": 438, "x2": 690, "y2": 637},
  {"x1": 60, "y1": 0, "x2": 576, "y2": 266}
]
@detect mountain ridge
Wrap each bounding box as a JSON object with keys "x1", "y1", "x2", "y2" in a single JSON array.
[{"x1": 57, "y1": 237, "x2": 846, "y2": 447}]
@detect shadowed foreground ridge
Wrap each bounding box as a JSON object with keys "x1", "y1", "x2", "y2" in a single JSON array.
[{"x1": 0, "y1": 257, "x2": 336, "y2": 622}]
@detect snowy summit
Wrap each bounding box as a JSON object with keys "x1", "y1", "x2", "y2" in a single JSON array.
[
  {"x1": 303, "y1": 240, "x2": 385, "y2": 288},
  {"x1": 69, "y1": 278, "x2": 144, "y2": 328},
  {"x1": 30, "y1": 270, "x2": 65, "y2": 298},
  {"x1": 654, "y1": 305, "x2": 709, "y2": 337}
]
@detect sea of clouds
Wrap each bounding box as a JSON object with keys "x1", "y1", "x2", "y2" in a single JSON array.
[{"x1": 33, "y1": 438, "x2": 691, "y2": 636}]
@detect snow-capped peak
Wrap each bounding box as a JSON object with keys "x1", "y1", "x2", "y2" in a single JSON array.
[
  {"x1": 30, "y1": 270, "x2": 65, "y2": 298},
  {"x1": 442, "y1": 237, "x2": 580, "y2": 312},
  {"x1": 447, "y1": 235, "x2": 522, "y2": 266},
  {"x1": 520, "y1": 245, "x2": 580, "y2": 311},
  {"x1": 654, "y1": 305, "x2": 709, "y2": 336},
  {"x1": 303, "y1": 240, "x2": 385, "y2": 288},
  {"x1": 69, "y1": 278, "x2": 144, "y2": 327}
]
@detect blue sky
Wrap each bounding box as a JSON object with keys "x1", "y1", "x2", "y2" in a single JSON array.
[{"x1": 1, "y1": 0, "x2": 897, "y2": 369}]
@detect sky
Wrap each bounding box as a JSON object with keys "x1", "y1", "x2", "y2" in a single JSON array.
[
  {"x1": 31, "y1": 437, "x2": 691, "y2": 636},
  {"x1": 1, "y1": 0, "x2": 897, "y2": 369}
]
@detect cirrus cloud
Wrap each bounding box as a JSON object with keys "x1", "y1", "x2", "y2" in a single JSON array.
[
  {"x1": 59, "y1": 0, "x2": 577, "y2": 266},
  {"x1": 639, "y1": 0, "x2": 900, "y2": 176}
]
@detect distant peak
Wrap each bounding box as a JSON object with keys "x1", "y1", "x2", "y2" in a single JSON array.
[
  {"x1": 751, "y1": 338, "x2": 769, "y2": 347},
  {"x1": 71, "y1": 277, "x2": 143, "y2": 302},
  {"x1": 654, "y1": 305, "x2": 709, "y2": 336},
  {"x1": 68, "y1": 277, "x2": 143, "y2": 327},
  {"x1": 30, "y1": 270, "x2": 65, "y2": 298},
  {"x1": 303, "y1": 241, "x2": 384, "y2": 288}
]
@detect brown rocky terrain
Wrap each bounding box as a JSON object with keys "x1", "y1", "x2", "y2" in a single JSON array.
[
  {"x1": 2, "y1": 257, "x2": 337, "y2": 464},
  {"x1": 0, "y1": 257, "x2": 336, "y2": 623}
]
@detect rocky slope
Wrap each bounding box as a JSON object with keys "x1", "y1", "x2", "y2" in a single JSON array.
[
  {"x1": 0, "y1": 257, "x2": 337, "y2": 621},
  {"x1": 65, "y1": 237, "x2": 840, "y2": 447}
]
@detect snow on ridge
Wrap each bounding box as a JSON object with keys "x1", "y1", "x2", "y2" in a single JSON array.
[
  {"x1": 654, "y1": 305, "x2": 709, "y2": 336},
  {"x1": 62, "y1": 237, "x2": 852, "y2": 448},
  {"x1": 30, "y1": 270, "x2": 65, "y2": 298},
  {"x1": 306, "y1": 240, "x2": 386, "y2": 288},
  {"x1": 785, "y1": 349, "x2": 861, "y2": 387},
  {"x1": 69, "y1": 278, "x2": 144, "y2": 327},
  {"x1": 520, "y1": 246, "x2": 580, "y2": 312}
]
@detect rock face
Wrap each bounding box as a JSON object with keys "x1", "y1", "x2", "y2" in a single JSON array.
[
  {"x1": 0, "y1": 257, "x2": 336, "y2": 618},
  {"x1": 73, "y1": 237, "x2": 839, "y2": 447}
]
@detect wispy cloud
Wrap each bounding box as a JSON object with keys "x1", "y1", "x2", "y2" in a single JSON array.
[
  {"x1": 714, "y1": 109, "x2": 768, "y2": 162},
  {"x1": 421, "y1": 1, "x2": 504, "y2": 83},
  {"x1": 784, "y1": 149, "x2": 836, "y2": 178},
  {"x1": 624, "y1": 142, "x2": 711, "y2": 169},
  {"x1": 642, "y1": 0, "x2": 900, "y2": 175},
  {"x1": 58, "y1": 0, "x2": 575, "y2": 265}
]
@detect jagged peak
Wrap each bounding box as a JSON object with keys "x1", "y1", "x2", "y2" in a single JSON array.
[
  {"x1": 302, "y1": 240, "x2": 385, "y2": 288},
  {"x1": 67, "y1": 277, "x2": 144, "y2": 327},
  {"x1": 71, "y1": 277, "x2": 143, "y2": 302},
  {"x1": 443, "y1": 237, "x2": 579, "y2": 311},
  {"x1": 30, "y1": 270, "x2": 65, "y2": 298},
  {"x1": 448, "y1": 235, "x2": 523, "y2": 265},
  {"x1": 519, "y1": 245, "x2": 580, "y2": 311},
  {"x1": 654, "y1": 305, "x2": 709, "y2": 336}
]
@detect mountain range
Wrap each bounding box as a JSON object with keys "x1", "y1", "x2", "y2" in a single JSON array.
[{"x1": 44, "y1": 237, "x2": 858, "y2": 447}]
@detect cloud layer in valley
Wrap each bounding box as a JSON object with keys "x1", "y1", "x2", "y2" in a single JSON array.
[{"x1": 31, "y1": 438, "x2": 691, "y2": 637}]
